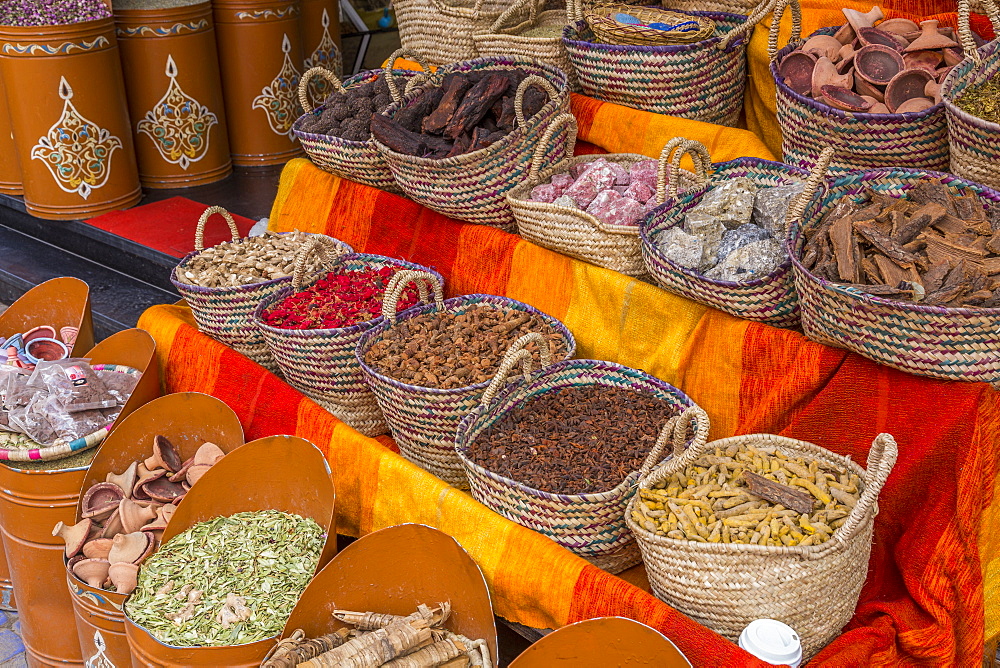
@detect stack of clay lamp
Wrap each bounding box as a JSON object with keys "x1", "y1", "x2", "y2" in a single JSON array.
[
  {"x1": 53, "y1": 436, "x2": 224, "y2": 595},
  {"x1": 777, "y1": 7, "x2": 963, "y2": 114}
]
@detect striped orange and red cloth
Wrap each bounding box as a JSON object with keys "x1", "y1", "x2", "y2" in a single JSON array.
[{"x1": 138, "y1": 2, "x2": 1000, "y2": 664}]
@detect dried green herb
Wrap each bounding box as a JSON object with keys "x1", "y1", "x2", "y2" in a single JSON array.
[
  {"x1": 956, "y1": 72, "x2": 1000, "y2": 124},
  {"x1": 125, "y1": 510, "x2": 324, "y2": 647}
]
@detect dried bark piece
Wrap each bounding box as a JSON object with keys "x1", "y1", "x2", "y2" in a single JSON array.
[
  {"x1": 861, "y1": 256, "x2": 883, "y2": 284},
  {"x1": 443, "y1": 74, "x2": 511, "y2": 140},
  {"x1": 874, "y1": 254, "x2": 910, "y2": 287},
  {"x1": 394, "y1": 88, "x2": 445, "y2": 133},
  {"x1": 854, "y1": 220, "x2": 919, "y2": 265},
  {"x1": 908, "y1": 179, "x2": 954, "y2": 210},
  {"x1": 743, "y1": 471, "x2": 814, "y2": 514},
  {"x1": 422, "y1": 74, "x2": 472, "y2": 135},
  {"x1": 829, "y1": 215, "x2": 860, "y2": 282}
]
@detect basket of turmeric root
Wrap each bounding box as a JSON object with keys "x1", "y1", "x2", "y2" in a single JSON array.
[
  {"x1": 263, "y1": 603, "x2": 492, "y2": 667},
  {"x1": 626, "y1": 431, "x2": 898, "y2": 660}
]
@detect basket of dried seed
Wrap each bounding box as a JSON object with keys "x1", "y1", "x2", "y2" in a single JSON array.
[
  {"x1": 626, "y1": 431, "x2": 897, "y2": 659},
  {"x1": 169, "y1": 206, "x2": 352, "y2": 373}
]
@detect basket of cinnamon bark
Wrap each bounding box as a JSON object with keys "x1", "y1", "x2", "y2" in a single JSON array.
[
  {"x1": 639, "y1": 149, "x2": 809, "y2": 327},
  {"x1": 356, "y1": 273, "x2": 575, "y2": 487},
  {"x1": 370, "y1": 56, "x2": 571, "y2": 231},
  {"x1": 626, "y1": 431, "x2": 897, "y2": 660},
  {"x1": 788, "y1": 147, "x2": 1000, "y2": 383},
  {"x1": 509, "y1": 126, "x2": 708, "y2": 277},
  {"x1": 942, "y1": 0, "x2": 1000, "y2": 192},
  {"x1": 455, "y1": 359, "x2": 706, "y2": 573},
  {"x1": 292, "y1": 53, "x2": 432, "y2": 192},
  {"x1": 253, "y1": 239, "x2": 444, "y2": 437}
]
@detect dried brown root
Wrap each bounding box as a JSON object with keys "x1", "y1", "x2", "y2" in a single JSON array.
[
  {"x1": 260, "y1": 628, "x2": 351, "y2": 668},
  {"x1": 300, "y1": 619, "x2": 432, "y2": 668},
  {"x1": 332, "y1": 602, "x2": 451, "y2": 631}
]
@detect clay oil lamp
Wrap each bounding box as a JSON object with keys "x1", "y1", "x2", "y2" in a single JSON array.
[
  {"x1": 108, "y1": 532, "x2": 153, "y2": 566},
  {"x1": 132, "y1": 466, "x2": 165, "y2": 501},
  {"x1": 82, "y1": 538, "x2": 114, "y2": 560},
  {"x1": 802, "y1": 34, "x2": 842, "y2": 60},
  {"x1": 145, "y1": 434, "x2": 183, "y2": 473},
  {"x1": 885, "y1": 68, "x2": 935, "y2": 112},
  {"x1": 812, "y1": 57, "x2": 853, "y2": 98},
  {"x1": 185, "y1": 464, "x2": 212, "y2": 486},
  {"x1": 820, "y1": 85, "x2": 874, "y2": 112},
  {"x1": 108, "y1": 563, "x2": 139, "y2": 595},
  {"x1": 81, "y1": 482, "x2": 126, "y2": 522},
  {"x1": 72, "y1": 558, "x2": 111, "y2": 589},
  {"x1": 856, "y1": 44, "x2": 904, "y2": 86},
  {"x1": 194, "y1": 442, "x2": 225, "y2": 467},
  {"x1": 905, "y1": 20, "x2": 959, "y2": 53},
  {"x1": 903, "y1": 50, "x2": 943, "y2": 73},
  {"x1": 925, "y1": 79, "x2": 942, "y2": 103},
  {"x1": 102, "y1": 508, "x2": 124, "y2": 539},
  {"x1": 119, "y1": 498, "x2": 157, "y2": 534},
  {"x1": 942, "y1": 47, "x2": 964, "y2": 68},
  {"x1": 779, "y1": 50, "x2": 817, "y2": 95},
  {"x1": 894, "y1": 97, "x2": 934, "y2": 113},
  {"x1": 168, "y1": 458, "x2": 193, "y2": 482},
  {"x1": 855, "y1": 75, "x2": 886, "y2": 102},
  {"x1": 106, "y1": 462, "x2": 138, "y2": 499},
  {"x1": 52, "y1": 519, "x2": 92, "y2": 558},
  {"x1": 143, "y1": 476, "x2": 186, "y2": 504},
  {"x1": 878, "y1": 18, "x2": 919, "y2": 36},
  {"x1": 842, "y1": 6, "x2": 883, "y2": 34},
  {"x1": 858, "y1": 27, "x2": 906, "y2": 50}
]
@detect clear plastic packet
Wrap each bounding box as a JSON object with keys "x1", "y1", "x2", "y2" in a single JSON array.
[
  {"x1": 9, "y1": 393, "x2": 58, "y2": 445},
  {"x1": 34, "y1": 359, "x2": 117, "y2": 412},
  {"x1": 3, "y1": 366, "x2": 37, "y2": 410},
  {"x1": 94, "y1": 369, "x2": 139, "y2": 407},
  {"x1": 16, "y1": 394, "x2": 111, "y2": 445}
]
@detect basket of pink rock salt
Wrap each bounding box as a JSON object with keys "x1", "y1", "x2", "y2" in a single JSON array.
[{"x1": 507, "y1": 116, "x2": 709, "y2": 276}]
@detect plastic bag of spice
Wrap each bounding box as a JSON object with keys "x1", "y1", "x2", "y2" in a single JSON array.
[
  {"x1": 14, "y1": 394, "x2": 110, "y2": 445},
  {"x1": 94, "y1": 368, "x2": 139, "y2": 406},
  {"x1": 3, "y1": 366, "x2": 37, "y2": 410},
  {"x1": 34, "y1": 359, "x2": 117, "y2": 412}
]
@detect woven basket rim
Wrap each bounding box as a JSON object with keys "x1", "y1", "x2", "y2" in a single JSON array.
[
  {"x1": 771, "y1": 28, "x2": 946, "y2": 122},
  {"x1": 638, "y1": 158, "x2": 807, "y2": 288},
  {"x1": 357, "y1": 293, "x2": 577, "y2": 396},
  {"x1": 563, "y1": 13, "x2": 748, "y2": 54},
  {"x1": 941, "y1": 39, "x2": 1000, "y2": 132},
  {"x1": 373, "y1": 57, "x2": 568, "y2": 168},
  {"x1": 170, "y1": 233, "x2": 351, "y2": 295},
  {"x1": 585, "y1": 4, "x2": 716, "y2": 46},
  {"x1": 455, "y1": 358, "x2": 695, "y2": 503},
  {"x1": 475, "y1": 7, "x2": 566, "y2": 40},
  {"x1": 789, "y1": 166, "x2": 1000, "y2": 316},
  {"x1": 626, "y1": 432, "x2": 870, "y2": 557},
  {"x1": 252, "y1": 253, "x2": 444, "y2": 337}
]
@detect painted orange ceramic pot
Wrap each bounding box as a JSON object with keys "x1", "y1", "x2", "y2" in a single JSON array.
[
  {"x1": 212, "y1": 0, "x2": 305, "y2": 166},
  {"x1": 0, "y1": 329, "x2": 158, "y2": 667},
  {"x1": 0, "y1": 74, "x2": 22, "y2": 196},
  {"x1": 67, "y1": 392, "x2": 244, "y2": 668},
  {"x1": 115, "y1": 2, "x2": 232, "y2": 188},
  {"x1": 0, "y1": 18, "x2": 141, "y2": 220},
  {"x1": 124, "y1": 435, "x2": 336, "y2": 665},
  {"x1": 300, "y1": 0, "x2": 341, "y2": 109}
]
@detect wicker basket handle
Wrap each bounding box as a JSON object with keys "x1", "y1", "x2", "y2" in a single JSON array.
[
  {"x1": 658, "y1": 138, "x2": 711, "y2": 203},
  {"x1": 488, "y1": 0, "x2": 537, "y2": 33},
  {"x1": 384, "y1": 49, "x2": 433, "y2": 104},
  {"x1": 194, "y1": 206, "x2": 240, "y2": 252},
  {"x1": 528, "y1": 113, "x2": 578, "y2": 184},
  {"x1": 479, "y1": 332, "x2": 552, "y2": 404},
  {"x1": 958, "y1": 0, "x2": 1000, "y2": 64},
  {"x1": 763, "y1": 0, "x2": 803, "y2": 61},
  {"x1": 429, "y1": 0, "x2": 488, "y2": 21},
  {"x1": 298, "y1": 67, "x2": 344, "y2": 114},
  {"x1": 636, "y1": 405, "x2": 712, "y2": 487},
  {"x1": 514, "y1": 75, "x2": 559, "y2": 129},
  {"x1": 380, "y1": 270, "x2": 445, "y2": 321},
  {"x1": 784, "y1": 146, "x2": 834, "y2": 230},
  {"x1": 290, "y1": 235, "x2": 349, "y2": 290}
]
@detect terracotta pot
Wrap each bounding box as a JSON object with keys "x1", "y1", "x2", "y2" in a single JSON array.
[
  {"x1": 0, "y1": 329, "x2": 158, "y2": 667},
  {"x1": 124, "y1": 435, "x2": 336, "y2": 665},
  {"x1": 0, "y1": 74, "x2": 22, "y2": 196},
  {"x1": 280, "y1": 523, "x2": 498, "y2": 665},
  {"x1": 115, "y1": 2, "x2": 233, "y2": 189},
  {"x1": 212, "y1": 0, "x2": 306, "y2": 166},
  {"x1": 509, "y1": 617, "x2": 692, "y2": 667},
  {"x1": 300, "y1": 0, "x2": 341, "y2": 110},
  {"x1": 67, "y1": 392, "x2": 244, "y2": 668},
  {"x1": 0, "y1": 18, "x2": 141, "y2": 220}
]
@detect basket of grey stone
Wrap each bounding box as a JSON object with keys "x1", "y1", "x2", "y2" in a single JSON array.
[{"x1": 639, "y1": 154, "x2": 808, "y2": 327}]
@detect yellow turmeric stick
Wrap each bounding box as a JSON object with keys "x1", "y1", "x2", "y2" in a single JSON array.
[{"x1": 791, "y1": 477, "x2": 832, "y2": 505}]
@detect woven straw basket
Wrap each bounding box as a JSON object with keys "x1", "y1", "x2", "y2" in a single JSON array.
[
  {"x1": 292, "y1": 54, "x2": 430, "y2": 192},
  {"x1": 357, "y1": 283, "x2": 576, "y2": 488},
  {"x1": 472, "y1": 0, "x2": 579, "y2": 91},
  {"x1": 253, "y1": 240, "x2": 444, "y2": 437},
  {"x1": 586, "y1": 5, "x2": 716, "y2": 46},
  {"x1": 567, "y1": 0, "x2": 758, "y2": 22},
  {"x1": 770, "y1": 0, "x2": 949, "y2": 174},
  {"x1": 170, "y1": 207, "x2": 352, "y2": 374},
  {"x1": 394, "y1": 0, "x2": 517, "y2": 66},
  {"x1": 561, "y1": 0, "x2": 771, "y2": 126},
  {"x1": 509, "y1": 125, "x2": 709, "y2": 277},
  {"x1": 942, "y1": 0, "x2": 1000, "y2": 192},
  {"x1": 627, "y1": 431, "x2": 897, "y2": 659},
  {"x1": 373, "y1": 57, "x2": 571, "y2": 230},
  {"x1": 788, "y1": 148, "x2": 1000, "y2": 383},
  {"x1": 456, "y1": 360, "x2": 706, "y2": 574},
  {"x1": 640, "y1": 151, "x2": 810, "y2": 327}
]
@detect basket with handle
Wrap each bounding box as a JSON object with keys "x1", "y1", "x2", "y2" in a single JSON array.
[
  {"x1": 770, "y1": 0, "x2": 950, "y2": 174},
  {"x1": 560, "y1": 0, "x2": 775, "y2": 126},
  {"x1": 508, "y1": 123, "x2": 710, "y2": 277},
  {"x1": 356, "y1": 276, "x2": 576, "y2": 488},
  {"x1": 169, "y1": 206, "x2": 352, "y2": 374},
  {"x1": 567, "y1": 0, "x2": 760, "y2": 21},
  {"x1": 373, "y1": 56, "x2": 571, "y2": 231},
  {"x1": 640, "y1": 146, "x2": 810, "y2": 326},
  {"x1": 942, "y1": 0, "x2": 1000, "y2": 192},
  {"x1": 394, "y1": 0, "x2": 521, "y2": 66},
  {"x1": 585, "y1": 5, "x2": 716, "y2": 46},
  {"x1": 252, "y1": 240, "x2": 445, "y2": 437},
  {"x1": 788, "y1": 147, "x2": 1000, "y2": 383},
  {"x1": 456, "y1": 359, "x2": 707, "y2": 574},
  {"x1": 627, "y1": 430, "x2": 897, "y2": 660},
  {"x1": 291, "y1": 53, "x2": 431, "y2": 191},
  {"x1": 472, "y1": 0, "x2": 579, "y2": 91}
]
